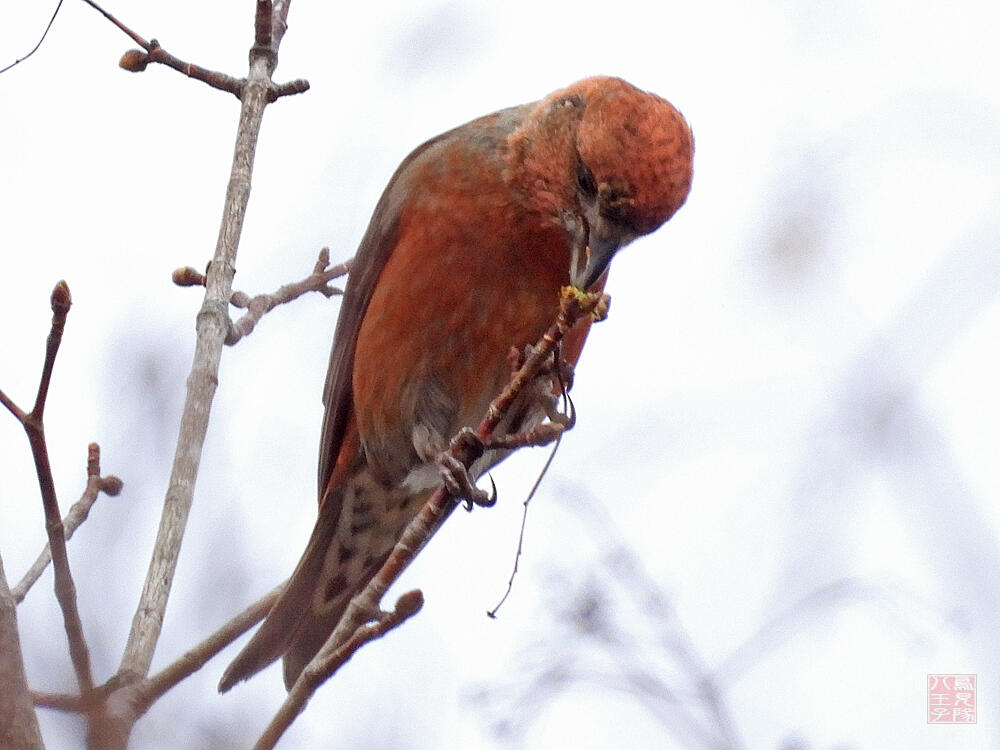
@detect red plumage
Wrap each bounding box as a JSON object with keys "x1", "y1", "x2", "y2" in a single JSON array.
[{"x1": 220, "y1": 76, "x2": 693, "y2": 691}]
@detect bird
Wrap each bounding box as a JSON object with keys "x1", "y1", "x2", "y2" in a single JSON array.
[{"x1": 219, "y1": 76, "x2": 694, "y2": 692}]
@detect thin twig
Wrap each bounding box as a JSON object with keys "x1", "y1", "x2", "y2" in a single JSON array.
[
  {"x1": 13, "y1": 443, "x2": 122, "y2": 603},
  {"x1": 1, "y1": 283, "x2": 97, "y2": 699},
  {"x1": 488, "y1": 365, "x2": 576, "y2": 617},
  {"x1": 226, "y1": 251, "x2": 350, "y2": 343},
  {"x1": 333, "y1": 287, "x2": 606, "y2": 645},
  {"x1": 32, "y1": 585, "x2": 282, "y2": 717},
  {"x1": 487, "y1": 428, "x2": 567, "y2": 618},
  {"x1": 133, "y1": 585, "x2": 283, "y2": 712},
  {"x1": 172, "y1": 250, "x2": 351, "y2": 343},
  {"x1": 0, "y1": 387, "x2": 25, "y2": 420},
  {"x1": 0, "y1": 0, "x2": 65, "y2": 75},
  {"x1": 252, "y1": 591, "x2": 424, "y2": 750},
  {"x1": 77, "y1": 0, "x2": 308, "y2": 100},
  {"x1": 31, "y1": 689, "x2": 86, "y2": 712}
]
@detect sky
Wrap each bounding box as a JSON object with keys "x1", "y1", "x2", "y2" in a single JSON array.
[{"x1": 2, "y1": 0, "x2": 999, "y2": 748}]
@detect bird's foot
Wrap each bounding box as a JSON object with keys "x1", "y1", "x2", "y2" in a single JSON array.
[{"x1": 437, "y1": 428, "x2": 497, "y2": 510}]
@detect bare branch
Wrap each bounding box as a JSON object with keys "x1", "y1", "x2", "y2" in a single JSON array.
[
  {"x1": 337, "y1": 287, "x2": 606, "y2": 640},
  {"x1": 252, "y1": 591, "x2": 424, "y2": 750},
  {"x1": 13, "y1": 443, "x2": 122, "y2": 603},
  {"x1": 0, "y1": 553, "x2": 44, "y2": 749},
  {"x1": 487, "y1": 419, "x2": 568, "y2": 618},
  {"x1": 172, "y1": 250, "x2": 351, "y2": 344},
  {"x1": 117, "y1": 1, "x2": 300, "y2": 707},
  {"x1": 133, "y1": 585, "x2": 282, "y2": 712},
  {"x1": 77, "y1": 0, "x2": 308, "y2": 101},
  {"x1": 32, "y1": 585, "x2": 282, "y2": 720},
  {"x1": 0, "y1": 0, "x2": 65, "y2": 76},
  {"x1": 225, "y1": 249, "x2": 349, "y2": 344},
  {"x1": 31, "y1": 688, "x2": 86, "y2": 713},
  {"x1": 0, "y1": 386, "x2": 26, "y2": 421},
  {"x1": 0, "y1": 282, "x2": 96, "y2": 699}
]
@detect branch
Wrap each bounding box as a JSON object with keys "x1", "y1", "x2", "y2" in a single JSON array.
[
  {"x1": 13, "y1": 443, "x2": 123, "y2": 604},
  {"x1": 334, "y1": 287, "x2": 606, "y2": 648},
  {"x1": 0, "y1": 0, "x2": 65, "y2": 75},
  {"x1": 6, "y1": 3, "x2": 315, "y2": 746},
  {"x1": 32, "y1": 585, "x2": 282, "y2": 717},
  {"x1": 254, "y1": 287, "x2": 608, "y2": 748},
  {"x1": 172, "y1": 248, "x2": 352, "y2": 345},
  {"x1": 0, "y1": 552, "x2": 44, "y2": 749},
  {"x1": 0, "y1": 282, "x2": 96, "y2": 698},
  {"x1": 227, "y1": 250, "x2": 350, "y2": 343},
  {"x1": 115, "y1": 0, "x2": 297, "y2": 718},
  {"x1": 78, "y1": 0, "x2": 309, "y2": 100},
  {"x1": 252, "y1": 591, "x2": 424, "y2": 750},
  {"x1": 133, "y1": 584, "x2": 282, "y2": 712},
  {"x1": 486, "y1": 408, "x2": 572, "y2": 618}
]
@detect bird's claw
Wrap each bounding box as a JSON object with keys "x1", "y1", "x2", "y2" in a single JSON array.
[
  {"x1": 439, "y1": 428, "x2": 494, "y2": 509},
  {"x1": 481, "y1": 474, "x2": 499, "y2": 509},
  {"x1": 437, "y1": 453, "x2": 496, "y2": 510}
]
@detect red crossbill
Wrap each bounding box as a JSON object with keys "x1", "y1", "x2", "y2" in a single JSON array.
[{"x1": 220, "y1": 76, "x2": 693, "y2": 691}]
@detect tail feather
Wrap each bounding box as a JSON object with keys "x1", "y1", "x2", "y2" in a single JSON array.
[
  {"x1": 218, "y1": 496, "x2": 342, "y2": 692},
  {"x1": 280, "y1": 588, "x2": 354, "y2": 689},
  {"x1": 220, "y1": 466, "x2": 439, "y2": 692},
  {"x1": 280, "y1": 610, "x2": 341, "y2": 691}
]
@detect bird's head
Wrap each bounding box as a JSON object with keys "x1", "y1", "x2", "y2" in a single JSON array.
[{"x1": 507, "y1": 76, "x2": 694, "y2": 288}]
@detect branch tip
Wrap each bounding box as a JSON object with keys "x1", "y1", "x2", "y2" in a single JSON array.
[
  {"x1": 87, "y1": 443, "x2": 101, "y2": 477},
  {"x1": 51, "y1": 280, "x2": 72, "y2": 312}
]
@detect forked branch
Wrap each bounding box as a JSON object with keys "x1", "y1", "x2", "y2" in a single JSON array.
[
  {"x1": 78, "y1": 0, "x2": 309, "y2": 100},
  {"x1": 0, "y1": 282, "x2": 96, "y2": 703}
]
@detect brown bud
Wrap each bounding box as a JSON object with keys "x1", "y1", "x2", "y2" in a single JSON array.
[
  {"x1": 119, "y1": 49, "x2": 149, "y2": 72},
  {"x1": 51, "y1": 280, "x2": 72, "y2": 312},
  {"x1": 395, "y1": 589, "x2": 424, "y2": 617},
  {"x1": 172, "y1": 267, "x2": 206, "y2": 287},
  {"x1": 100, "y1": 476, "x2": 125, "y2": 496}
]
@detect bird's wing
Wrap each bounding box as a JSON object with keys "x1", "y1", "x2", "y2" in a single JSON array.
[
  {"x1": 316, "y1": 102, "x2": 535, "y2": 495},
  {"x1": 219, "y1": 141, "x2": 447, "y2": 693},
  {"x1": 317, "y1": 133, "x2": 448, "y2": 496}
]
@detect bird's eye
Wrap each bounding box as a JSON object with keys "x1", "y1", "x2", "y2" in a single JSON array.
[{"x1": 576, "y1": 161, "x2": 597, "y2": 199}]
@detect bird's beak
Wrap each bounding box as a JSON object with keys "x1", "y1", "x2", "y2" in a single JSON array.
[
  {"x1": 570, "y1": 233, "x2": 617, "y2": 289},
  {"x1": 569, "y1": 213, "x2": 631, "y2": 289}
]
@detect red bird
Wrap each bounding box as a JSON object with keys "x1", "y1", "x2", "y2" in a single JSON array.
[{"x1": 220, "y1": 76, "x2": 693, "y2": 691}]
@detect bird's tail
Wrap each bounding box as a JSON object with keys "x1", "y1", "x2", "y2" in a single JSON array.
[
  {"x1": 219, "y1": 466, "x2": 432, "y2": 692},
  {"x1": 218, "y1": 489, "x2": 345, "y2": 693}
]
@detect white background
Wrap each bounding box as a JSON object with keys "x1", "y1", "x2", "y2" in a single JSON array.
[{"x1": 2, "y1": 1, "x2": 999, "y2": 748}]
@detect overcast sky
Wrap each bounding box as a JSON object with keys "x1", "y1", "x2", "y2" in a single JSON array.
[{"x1": 3, "y1": 1, "x2": 999, "y2": 748}]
